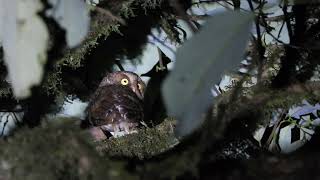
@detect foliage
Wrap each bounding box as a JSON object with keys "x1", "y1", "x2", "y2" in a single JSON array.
[
  {"x1": 96, "y1": 118, "x2": 178, "y2": 159},
  {"x1": 0, "y1": 0, "x2": 320, "y2": 179},
  {"x1": 162, "y1": 11, "x2": 253, "y2": 137},
  {"x1": 0, "y1": 118, "x2": 135, "y2": 180}
]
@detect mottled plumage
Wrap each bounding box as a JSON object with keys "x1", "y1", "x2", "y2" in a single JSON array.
[{"x1": 87, "y1": 71, "x2": 145, "y2": 140}]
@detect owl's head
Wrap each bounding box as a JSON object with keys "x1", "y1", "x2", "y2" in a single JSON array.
[{"x1": 99, "y1": 71, "x2": 146, "y2": 99}]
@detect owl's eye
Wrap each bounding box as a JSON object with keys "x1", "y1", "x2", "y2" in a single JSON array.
[{"x1": 121, "y1": 78, "x2": 129, "y2": 85}]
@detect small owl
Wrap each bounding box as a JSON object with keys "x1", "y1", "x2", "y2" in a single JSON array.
[{"x1": 87, "y1": 71, "x2": 146, "y2": 140}]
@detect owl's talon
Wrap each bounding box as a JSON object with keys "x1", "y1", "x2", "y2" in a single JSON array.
[
  {"x1": 140, "y1": 121, "x2": 148, "y2": 128},
  {"x1": 89, "y1": 127, "x2": 108, "y2": 141}
]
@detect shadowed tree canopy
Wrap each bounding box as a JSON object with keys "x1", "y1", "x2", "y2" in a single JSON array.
[{"x1": 0, "y1": 0, "x2": 319, "y2": 179}]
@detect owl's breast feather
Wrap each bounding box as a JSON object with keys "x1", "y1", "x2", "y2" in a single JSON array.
[{"x1": 88, "y1": 85, "x2": 144, "y2": 137}]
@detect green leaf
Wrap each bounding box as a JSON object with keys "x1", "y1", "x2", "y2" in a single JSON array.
[
  {"x1": 161, "y1": 11, "x2": 253, "y2": 137},
  {"x1": 0, "y1": 0, "x2": 49, "y2": 98}
]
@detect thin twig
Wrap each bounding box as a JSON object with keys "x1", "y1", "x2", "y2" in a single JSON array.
[
  {"x1": 157, "y1": 47, "x2": 165, "y2": 71},
  {"x1": 149, "y1": 34, "x2": 176, "y2": 54},
  {"x1": 247, "y1": 0, "x2": 265, "y2": 83},
  {"x1": 264, "y1": 27, "x2": 320, "y2": 51},
  {"x1": 265, "y1": 15, "x2": 286, "y2": 22},
  {"x1": 115, "y1": 60, "x2": 125, "y2": 71},
  {"x1": 277, "y1": 19, "x2": 286, "y2": 38},
  {"x1": 282, "y1": 4, "x2": 293, "y2": 42},
  {"x1": 94, "y1": 6, "x2": 126, "y2": 25}
]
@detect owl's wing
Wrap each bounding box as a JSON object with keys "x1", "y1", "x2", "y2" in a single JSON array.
[{"x1": 88, "y1": 85, "x2": 143, "y2": 130}]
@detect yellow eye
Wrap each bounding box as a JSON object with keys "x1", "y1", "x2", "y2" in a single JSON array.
[{"x1": 121, "y1": 78, "x2": 129, "y2": 85}]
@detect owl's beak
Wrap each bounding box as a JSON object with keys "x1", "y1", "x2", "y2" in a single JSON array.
[
  {"x1": 135, "y1": 89, "x2": 144, "y2": 99},
  {"x1": 132, "y1": 84, "x2": 144, "y2": 99}
]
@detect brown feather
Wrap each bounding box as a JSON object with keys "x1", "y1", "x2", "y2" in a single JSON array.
[{"x1": 87, "y1": 71, "x2": 145, "y2": 139}]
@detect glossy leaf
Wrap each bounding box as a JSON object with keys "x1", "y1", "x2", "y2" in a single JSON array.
[
  {"x1": 162, "y1": 11, "x2": 253, "y2": 137},
  {"x1": 0, "y1": 0, "x2": 49, "y2": 98}
]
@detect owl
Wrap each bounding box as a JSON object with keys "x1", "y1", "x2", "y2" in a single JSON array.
[{"x1": 87, "y1": 71, "x2": 146, "y2": 140}]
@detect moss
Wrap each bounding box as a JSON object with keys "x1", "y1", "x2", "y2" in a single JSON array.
[
  {"x1": 0, "y1": 117, "x2": 186, "y2": 179},
  {"x1": 138, "y1": 144, "x2": 201, "y2": 179},
  {"x1": 0, "y1": 85, "x2": 11, "y2": 98},
  {"x1": 40, "y1": 0, "x2": 164, "y2": 97},
  {"x1": 42, "y1": 70, "x2": 62, "y2": 95},
  {"x1": 136, "y1": 0, "x2": 163, "y2": 10},
  {"x1": 42, "y1": 18, "x2": 121, "y2": 95},
  {"x1": 0, "y1": 0, "x2": 168, "y2": 99},
  {"x1": 55, "y1": 24, "x2": 121, "y2": 70},
  {"x1": 115, "y1": 0, "x2": 162, "y2": 17},
  {"x1": 159, "y1": 14, "x2": 183, "y2": 44},
  {"x1": 96, "y1": 118, "x2": 178, "y2": 160},
  {"x1": 0, "y1": 50, "x2": 12, "y2": 98},
  {"x1": 0, "y1": 117, "x2": 199, "y2": 179},
  {"x1": 0, "y1": 118, "x2": 136, "y2": 180},
  {"x1": 263, "y1": 89, "x2": 312, "y2": 117}
]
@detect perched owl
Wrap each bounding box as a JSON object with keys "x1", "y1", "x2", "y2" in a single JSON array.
[{"x1": 87, "y1": 71, "x2": 146, "y2": 140}]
